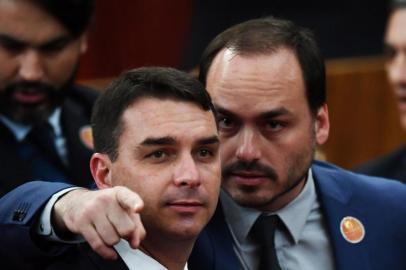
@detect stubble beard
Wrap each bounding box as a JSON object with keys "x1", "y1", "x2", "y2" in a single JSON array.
[
  {"x1": 223, "y1": 128, "x2": 316, "y2": 210},
  {"x1": 0, "y1": 65, "x2": 77, "y2": 125}
]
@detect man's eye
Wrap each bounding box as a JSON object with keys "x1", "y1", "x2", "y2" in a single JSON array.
[
  {"x1": 198, "y1": 149, "x2": 212, "y2": 158},
  {"x1": 266, "y1": 121, "x2": 284, "y2": 131},
  {"x1": 146, "y1": 150, "x2": 168, "y2": 160},
  {"x1": 384, "y1": 46, "x2": 397, "y2": 61},
  {"x1": 218, "y1": 116, "x2": 234, "y2": 129},
  {"x1": 195, "y1": 147, "x2": 217, "y2": 162}
]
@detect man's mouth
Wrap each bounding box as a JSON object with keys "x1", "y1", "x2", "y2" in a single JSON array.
[
  {"x1": 13, "y1": 89, "x2": 47, "y2": 104},
  {"x1": 167, "y1": 200, "x2": 204, "y2": 214},
  {"x1": 230, "y1": 171, "x2": 270, "y2": 186}
]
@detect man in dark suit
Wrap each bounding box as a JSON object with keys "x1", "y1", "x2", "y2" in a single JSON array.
[
  {"x1": 2, "y1": 17, "x2": 406, "y2": 270},
  {"x1": 2, "y1": 67, "x2": 221, "y2": 269},
  {"x1": 0, "y1": 0, "x2": 96, "y2": 196},
  {"x1": 355, "y1": 0, "x2": 406, "y2": 183},
  {"x1": 186, "y1": 16, "x2": 406, "y2": 270}
]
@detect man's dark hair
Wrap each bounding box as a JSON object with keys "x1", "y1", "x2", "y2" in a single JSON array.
[
  {"x1": 35, "y1": 0, "x2": 95, "y2": 37},
  {"x1": 92, "y1": 67, "x2": 216, "y2": 161},
  {"x1": 391, "y1": 0, "x2": 406, "y2": 10},
  {"x1": 199, "y1": 16, "x2": 326, "y2": 116}
]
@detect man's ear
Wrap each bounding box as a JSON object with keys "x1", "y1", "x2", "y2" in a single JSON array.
[
  {"x1": 315, "y1": 104, "x2": 330, "y2": 146},
  {"x1": 90, "y1": 153, "x2": 112, "y2": 189},
  {"x1": 79, "y1": 32, "x2": 88, "y2": 54}
]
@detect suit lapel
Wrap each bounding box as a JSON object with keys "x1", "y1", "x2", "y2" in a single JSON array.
[
  {"x1": 209, "y1": 204, "x2": 240, "y2": 269},
  {"x1": 189, "y1": 204, "x2": 240, "y2": 270},
  {"x1": 0, "y1": 123, "x2": 30, "y2": 194},
  {"x1": 0, "y1": 123, "x2": 68, "y2": 194},
  {"x1": 61, "y1": 99, "x2": 94, "y2": 187},
  {"x1": 313, "y1": 163, "x2": 371, "y2": 270}
]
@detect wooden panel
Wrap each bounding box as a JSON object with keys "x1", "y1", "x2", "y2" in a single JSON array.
[
  {"x1": 322, "y1": 56, "x2": 404, "y2": 169},
  {"x1": 76, "y1": 0, "x2": 193, "y2": 79}
]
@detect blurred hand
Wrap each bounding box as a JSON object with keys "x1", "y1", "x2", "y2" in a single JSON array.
[{"x1": 52, "y1": 186, "x2": 146, "y2": 260}]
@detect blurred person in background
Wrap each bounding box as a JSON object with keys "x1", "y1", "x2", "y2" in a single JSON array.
[
  {"x1": 355, "y1": 0, "x2": 406, "y2": 183},
  {"x1": 0, "y1": 0, "x2": 96, "y2": 196}
]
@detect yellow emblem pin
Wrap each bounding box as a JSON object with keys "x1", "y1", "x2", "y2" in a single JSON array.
[
  {"x1": 79, "y1": 126, "x2": 94, "y2": 150},
  {"x1": 340, "y1": 216, "x2": 365, "y2": 244}
]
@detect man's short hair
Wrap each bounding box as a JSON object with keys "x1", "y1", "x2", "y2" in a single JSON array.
[
  {"x1": 391, "y1": 0, "x2": 406, "y2": 9},
  {"x1": 35, "y1": 0, "x2": 95, "y2": 37},
  {"x1": 92, "y1": 67, "x2": 216, "y2": 161},
  {"x1": 199, "y1": 16, "x2": 326, "y2": 116}
]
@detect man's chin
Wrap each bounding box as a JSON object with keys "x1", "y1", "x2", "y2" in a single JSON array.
[
  {"x1": 3, "y1": 103, "x2": 55, "y2": 125},
  {"x1": 226, "y1": 188, "x2": 274, "y2": 209}
]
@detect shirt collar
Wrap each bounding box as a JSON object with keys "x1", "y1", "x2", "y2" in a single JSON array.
[
  {"x1": 114, "y1": 239, "x2": 188, "y2": 270},
  {"x1": 276, "y1": 169, "x2": 316, "y2": 243},
  {"x1": 0, "y1": 108, "x2": 62, "y2": 141},
  {"x1": 48, "y1": 108, "x2": 62, "y2": 137},
  {"x1": 221, "y1": 168, "x2": 316, "y2": 244}
]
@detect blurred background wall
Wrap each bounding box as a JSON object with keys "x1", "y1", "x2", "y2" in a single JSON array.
[{"x1": 77, "y1": 0, "x2": 404, "y2": 170}]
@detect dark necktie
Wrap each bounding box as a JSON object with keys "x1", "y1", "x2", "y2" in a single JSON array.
[
  {"x1": 28, "y1": 122, "x2": 61, "y2": 163},
  {"x1": 251, "y1": 214, "x2": 282, "y2": 270},
  {"x1": 17, "y1": 122, "x2": 68, "y2": 181}
]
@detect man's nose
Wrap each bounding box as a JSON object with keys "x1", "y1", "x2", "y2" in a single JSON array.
[
  {"x1": 18, "y1": 50, "x2": 45, "y2": 81},
  {"x1": 235, "y1": 127, "x2": 262, "y2": 162},
  {"x1": 173, "y1": 154, "x2": 201, "y2": 188}
]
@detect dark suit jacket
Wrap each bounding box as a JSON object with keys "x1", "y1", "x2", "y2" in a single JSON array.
[
  {"x1": 0, "y1": 85, "x2": 98, "y2": 196},
  {"x1": 1, "y1": 162, "x2": 406, "y2": 269},
  {"x1": 189, "y1": 161, "x2": 406, "y2": 270},
  {"x1": 45, "y1": 243, "x2": 129, "y2": 270},
  {"x1": 2, "y1": 238, "x2": 128, "y2": 270},
  {"x1": 354, "y1": 145, "x2": 406, "y2": 184},
  {"x1": 0, "y1": 182, "x2": 130, "y2": 270}
]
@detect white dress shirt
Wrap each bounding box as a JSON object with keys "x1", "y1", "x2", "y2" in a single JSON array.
[
  {"x1": 38, "y1": 191, "x2": 189, "y2": 270},
  {"x1": 115, "y1": 239, "x2": 188, "y2": 270}
]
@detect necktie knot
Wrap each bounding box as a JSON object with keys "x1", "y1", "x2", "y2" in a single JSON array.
[
  {"x1": 26, "y1": 122, "x2": 61, "y2": 163},
  {"x1": 29, "y1": 122, "x2": 55, "y2": 141},
  {"x1": 251, "y1": 214, "x2": 279, "y2": 244},
  {"x1": 17, "y1": 121, "x2": 68, "y2": 181}
]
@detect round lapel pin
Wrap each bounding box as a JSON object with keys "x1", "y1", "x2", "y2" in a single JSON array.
[
  {"x1": 79, "y1": 126, "x2": 94, "y2": 150},
  {"x1": 340, "y1": 216, "x2": 365, "y2": 244}
]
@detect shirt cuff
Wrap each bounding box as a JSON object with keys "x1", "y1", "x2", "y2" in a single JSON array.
[{"x1": 37, "y1": 187, "x2": 85, "y2": 243}]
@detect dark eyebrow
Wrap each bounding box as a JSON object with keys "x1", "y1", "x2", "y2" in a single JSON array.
[
  {"x1": 141, "y1": 136, "x2": 176, "y2": 146},
  {"x1": 140, "y1": 135, "x2": 219, "y2": 147},
  {"x1": 214, "y1": 104, "x2": 291, "y2": 119},
  {"x1": 213, "y1": 105, "x2": 238, "y2": 118},
  {"x1": 0, "y1": 34, "x2": 73, "y2": 51},
  {"x1": 197, "y1": 135, "x2": 219, "y2": 145},
  {"x1": 38, "y1": 35, "x2": 74, "y2": 51},
  {"x1": 260, "y1": 107, "x2": 291, "y2": 118},
  {"x1": 0, "y1": 34, "x2": 27, "y2": 49}
]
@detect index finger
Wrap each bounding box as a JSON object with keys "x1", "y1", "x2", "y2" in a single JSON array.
[{"x1": 115, "y1": 186, "x2": 144, "y2": 212}]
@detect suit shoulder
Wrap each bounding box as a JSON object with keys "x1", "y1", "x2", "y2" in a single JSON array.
[
  {"x1": 61, "y1": 84, "x2": 99, "y2": 119},
  {"x1": 68, "y1": 84, "x2": 99, "y2": 106},
  {"x1": 314, "y1": 161, "x2": 406, "y2": 209},
  {"x1": 353, "y1": 145, "x2": 406, "y2": 178}
]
